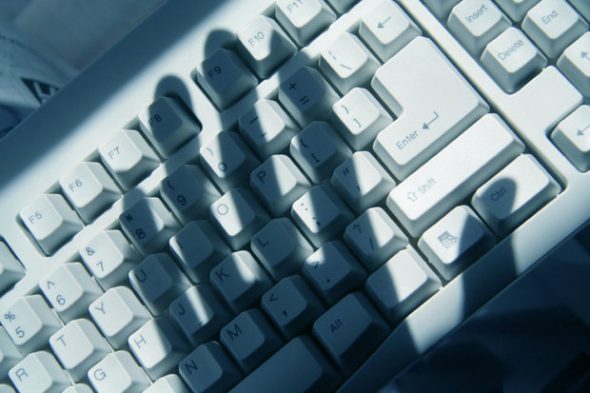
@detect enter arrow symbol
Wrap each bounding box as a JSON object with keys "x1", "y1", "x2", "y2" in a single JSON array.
[
  {"x1": 577, "y1": 123, "x2": 590, "y2": 136},
  {"x1": 422, "y1": 111, "x2": 440, "y2": 130},
  {"x1": 377, "y1": 16, "x2": 391, "y2": 29},
  {"x1": 581, "y1": 51, "x2": 590, "y2": 61}
]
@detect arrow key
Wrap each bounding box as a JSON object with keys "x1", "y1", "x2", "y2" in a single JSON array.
[
  {"x1": 551, "y1": 105, "x2": 590, "y2": 171},
  {"x1": 261, "y1": 275, "x2": 324, "y2": 339},
  {"x1": 558, "y1": 32, "x2": 590, "y2": 97}
]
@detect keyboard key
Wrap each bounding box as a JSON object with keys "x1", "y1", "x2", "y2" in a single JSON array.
[
  {"x1": 343, "y1": 207, "x2": 408, "y2": 271},
  {"x1": 522, "y1": 0, "x2": 588, "y2": 59},
  {"x1": 143, "y1": 375, "x2": 190, "y2": 393},
  {"x1": 20, "y1": 193, "x2": 83, "y2": 255},
  {"x1": 60, "y1": 162, "x2": 120, "y2": 222},
  {"x1": 418, "y1": 205, "x2": 495, "y2": 281},
  {"x1": 9, "y1": 351, "x2": 70, "y2": 393},
  {"x1": 319, "y1": 32, "x2": 379, "y2": 94},
  {"x1": 39, "y1": 262, "x2": 102, "y2": 321},
  {"x1": 481, "y1": 27, "x2": 547, "y2": 93},
  {"x1": 63, "y1": 384, "x2": 93, "y2": 393},
  {"x1": 169, "y1": 285, "x2": 231, "y2": 345},
  {"x1": 231, "y1": 335, "x2": 340, "y2": 393},
  {"x1": 210, "y1": 251, "x2": 271, "y2": 313},
  {"x1": 365, "y1": 248, "x2": 440, "y2": 324},
  {"x1": 98, "y1": 129, "x2": 159, "y2": 190},
  {"x1": 220, "y1": 309, "x2": 282, "y2": 373},
  {"x1": 250, "y1": 154, "x2": 311, "y2": 216},
  {"x1": 251, "y1": 218, "x2": 314, "y2": 280},
  {"x1": 129, "y1": 253, "x2": 190, "y2": 315},
  {"x1": 448, "y1": 0, "x2": 511, "y2": 55},
  {"x1": 551, "y1": 105, "x2": 590, "y2": 171},
  {"x1": 261, "y1": 275, "x2": 324, "y2": 338},
  {"x1": 331, "y1": 151, "x2": 395, "y2": 213},
  {"x1": 359, "y1": 0, "x2": 420, "y2": 61},
  {"x1": 236, "y1": 15, "x2": 297, "y2": 78},
  {"x1": 210, "y1": 188, "x2": 269, "y2": 250},
  {"x1": 79, "y1": 230, "x2": 140, "y2": 288},
  {"x1": 331, "y1": 87, "x2": 392, "y2": 150},
  {"x1": 278, "y1": 66, "x2": 339, "y2": 126},
  {"x1": 2, "y1": 295, "x2": 61, "y2": 353},
  {"x1": 0, "y1": 327, "x2": 21, "y2": 378},
  {"x1": 0, "y1": 384, "x2": 15, "y2": 393},
  {"x1": 557, "y1": 32, "x2": 590, "y2": 97},
  {"x1": 313, "y1": 292, "x2": 389, "y2": 374},
  {"x1": 291, "y1": 185, "x2": 353, "y2": 247},
  {"x1": 199, "y1": 131, "x2": 259, "y2": 192},
  {"x1": 169, "y1": 221, "x2": 230, "y2": 283},
  {"x1": 275, "y1": 0, "x2": 336, "y2": 45},
  {"x1": 49, "y1": 319, "x2": 110, "y2": 381},
  {"x1": 495, "y1": 0, "x2": 538, "y2": 21},
  {"x1": 119, "y1": 197, "x2": 180, "y2": 255},
  {"x1": 128, "y1": 317, "x2": 188, "y2": 379},
  {"x1": 138, "y1": 96, "x2": 199, "y2": 157},
  {"x1": 89, "y1": 286, "x2": 151, "y2": 349},
  {"x1": 239, "y1": 99, "x2": 298, "y2": 158},
  {"x1": 472, "y1": 154, "x2": 560, "y2": 236},
  {"x1": 373, "y1": 37, "x2": 488, "y2": 179},
  {"x1": 0, "y1": 242, "x2": 24, "y2": 295},
  {"x1": 179, "y1": 342, "x2": 241, "y2": 393},
  {"x1": 423, "y1": 0, "x2": 461, "y2": 19},
  {"x1": 302, "y1": 241, "x2": 366, "y2": 304},
  {"x1": 88, "y1": 351, "x2": 150, "y2": 393},
  {"x1": 290, "y1": 121, "x2": 351, "y2": 183},
  {"x1": 386, "y1": 114, "x2": 524, "y2": 237},
  {"x1": 196, "y1": 48, "x2": 257, "y2": 109},
  {"x1": 160, "y1": 165, "x2": 220, "y2": 222}
]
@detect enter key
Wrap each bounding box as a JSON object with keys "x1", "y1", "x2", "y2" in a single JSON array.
[{"x1": 372, "y1": 37, "x2": 488, "y2": 179}]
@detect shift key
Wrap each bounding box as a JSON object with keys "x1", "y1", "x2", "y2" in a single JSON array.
[
  {"x1": 372, "y1": 37, "x2": 488, "y2": 179},
  {"x1": 386, "y1": 114, "x2": 524, "y2": 237}
]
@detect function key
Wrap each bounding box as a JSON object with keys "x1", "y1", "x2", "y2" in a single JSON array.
[
  {"x1": 448, "y1": 0, "x2": 511, "y2": 55},
  {"x1": 196, "y1": 48, "x2": 257, "y2": 109},
  {"x1": 138, "y1": 96, "x2": 200, "y2": 158},
  {"x1": 522, "y1": 0, "x2": 588, "y2": 59},
  {"x1": 359, "y1": 0, "x2": 420, "y2": 62},
  {"x1": 98, "y1": 129, "x2": 159, "y2": 190},
  {"x1": 275, "y1": 0, "x2": 336, "y2": 46},
  {"x1": 20, "y1": 194, "x2": 83, "y2": 255},
  {"x1": 237, "y1": 15, "x2": 297, "y2": 78},
  {"x1": 481, "y1": 27, "x2": 547, "y2": 93},
  {"x1": 59, "y1": 162, "x2": 120, "y2": 222}
]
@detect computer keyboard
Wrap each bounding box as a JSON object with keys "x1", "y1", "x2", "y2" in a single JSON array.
[{"x1": 0, "y1": 0, "x2": 588, "y2": 392}]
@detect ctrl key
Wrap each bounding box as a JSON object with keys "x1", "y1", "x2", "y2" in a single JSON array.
[{"x1": 88, "y1": 351, "x2": 150, "y2": 393}]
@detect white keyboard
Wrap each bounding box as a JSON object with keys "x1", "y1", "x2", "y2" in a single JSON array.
[{"x1": 0, "y1": 0, "x2": 589, "y2": 392}]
